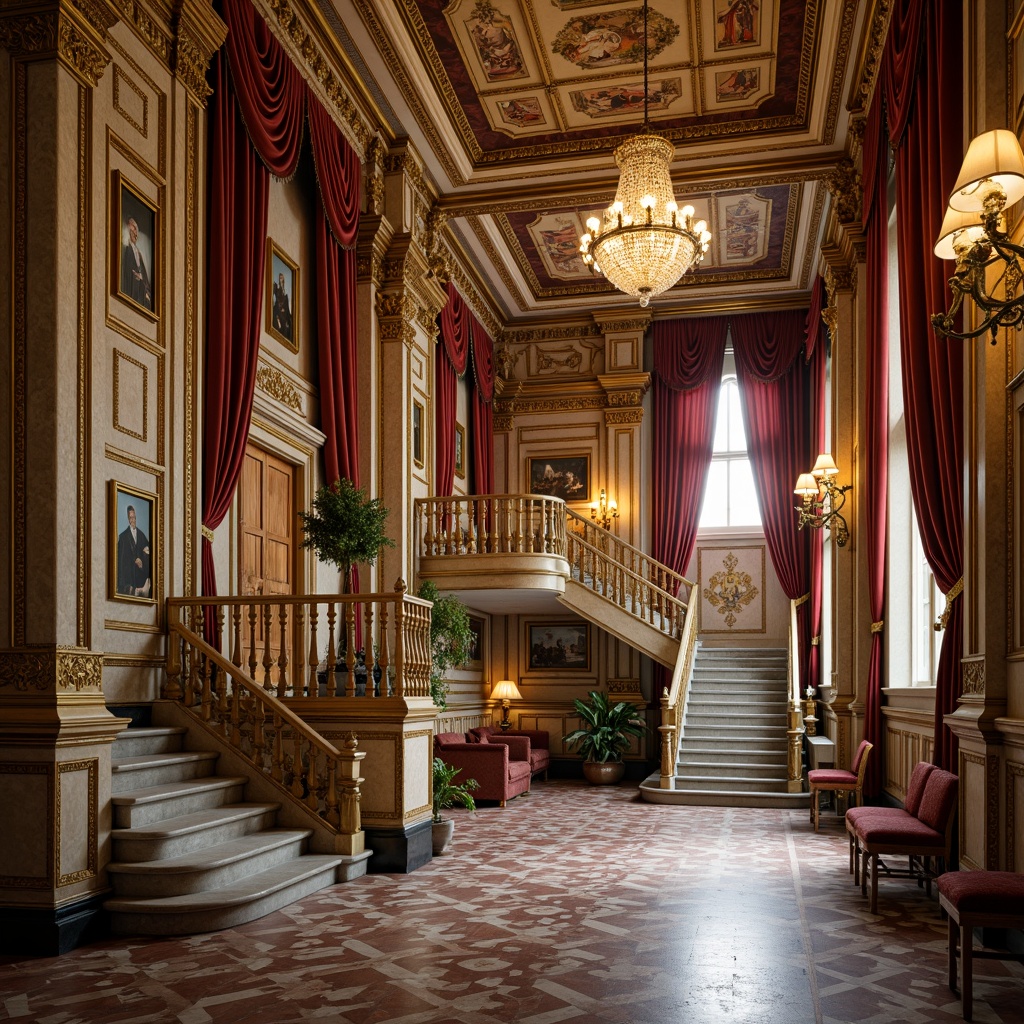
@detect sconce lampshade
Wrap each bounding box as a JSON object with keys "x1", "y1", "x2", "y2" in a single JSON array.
[
  {"x1": 811, "y1": 453, "x2": 839, "y2": 478},
  {"x1": 794, "y1": 473, "x2": 819, "y2": 497},
  {"x1": 933, "y1": 205, "x2": 992, "y2": 259},
  {"x1": 491, "y1": 679, "x2": 522, "y2": 702},
  {"x1": 949, "y1": 129, "x2": 1024, "y2": 212}
]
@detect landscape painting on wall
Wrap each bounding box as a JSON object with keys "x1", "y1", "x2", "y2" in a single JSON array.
[
  {"x1": 528, "y1": 455, "x2": 589, "y2": 502},
  {"x1": 527, "y1": 622, "x2": 590, "y2": 671}
]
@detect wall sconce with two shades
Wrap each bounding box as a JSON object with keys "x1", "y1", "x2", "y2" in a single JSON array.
[
  {"x1": 794, "y1": 454, "x2": 851, "y2": 547},
  {"x1": 590, "y1": 488, "x2": 619, "y2": 530}
]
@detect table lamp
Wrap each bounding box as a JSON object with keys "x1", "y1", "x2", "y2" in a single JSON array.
[{"x1": 491, "y1": 679, "x2": 522, "y2": 731}]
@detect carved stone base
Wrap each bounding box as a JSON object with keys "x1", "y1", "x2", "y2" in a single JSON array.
[
  {"x1": 365, "y1": 820, "x2": 432, "y2": 873},
  {"x1": 0, "y1": 891, "x2": 108, "y2": 956}
]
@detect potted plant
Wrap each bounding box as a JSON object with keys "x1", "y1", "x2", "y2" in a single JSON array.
[
  {"x1": 563, "y1": 690, "x2": 647, "y2": 785},
  {"x1": 432, "y1": 756, "x2": 478, "y2": 855},
  {"x1": 299, "y1": 477, "x2": 395, "y2": 593},
  {"x1": 418, "y1": 581, "x2": 475, "y2": 711}
]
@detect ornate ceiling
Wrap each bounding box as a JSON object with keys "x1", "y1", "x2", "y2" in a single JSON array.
[{"x1": 323, "y1": 0, "x2": 869, "y2": 324}]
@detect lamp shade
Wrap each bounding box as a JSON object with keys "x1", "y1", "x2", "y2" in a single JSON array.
[
  {"x1": 794, "y1": 473, "x2": 819, "y2": 496},
  {"x1": 491, "y1": 679, "x2": 522, "y2": 701},
  {"x1": 949, "y1": 129, "x2": 1024, "y2": 212},
  {"x1": 811, "y1": 453, "x2": 839, "y2": 478},
  {"x1": 933, "y1": 205, "x2": 991, "y2": 259}
]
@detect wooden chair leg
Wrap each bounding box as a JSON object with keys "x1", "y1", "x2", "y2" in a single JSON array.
[
  {"x1": 869, "y1": 853, "x2": 879, "y2": 914},
  {"x1": 961, "y1": 919, "x2": 973, "y2": 1022},
  {"x1": 813, "y1": 789, "x2": 820, "y2": 832},
  {"x1": 861, "y1": 850, "x2": 868, "y2": 897},
  {"x1": 947, "y1": 911, "x2": 958, "y2": 994}
]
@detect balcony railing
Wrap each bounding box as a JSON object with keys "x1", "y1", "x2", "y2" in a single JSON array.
[{"x1": 415, "y1": 494, "x2": 568, "y2": 557}]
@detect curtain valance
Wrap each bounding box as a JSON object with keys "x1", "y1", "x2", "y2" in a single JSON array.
[
  {"x1": 439, "y1": 282, "x2": 470, "y2": 376},
  {"x1": 652, "y1": 317, "x2": 728, "y2": 391},
  {"x1": 731, "y1": 309, "x2": 809, "y2": 382}
]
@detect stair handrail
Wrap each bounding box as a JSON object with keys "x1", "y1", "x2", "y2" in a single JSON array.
[
  {"x1": 565, "y1": 530, "x2": 689, "y2": 637},
  {"x1": 787, "y1": 595, "x2": 807, "y2": 792},
  {"x1": 658, "y1": 591, "x2": 700, "y2": 788},
  {"x1": 565, "y1": 507, "x2": 692, "y2": 598},
  {"x1": 415, "y1": 494, "x2": 568, "y2": 557},
  {"x1": 166, "y1": 616, "x2": 366, "y2": 853},
  {"x1": 165, "y1": 581, "x2": 433, "y2": 702}
]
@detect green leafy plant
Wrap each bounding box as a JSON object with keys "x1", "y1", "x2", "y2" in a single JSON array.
[
  {"x1": 563, "y1": 690, "x2": 647, "y2": 763},
  {"x1": 418, "y1": 581, "x2": 475, "y2": 711},
  {"x1": 299, "y1": 478, "x2": 395, "y2": 591},
  {"x1": 432, "y1": 757, "x2": 478, "y2": 823}
]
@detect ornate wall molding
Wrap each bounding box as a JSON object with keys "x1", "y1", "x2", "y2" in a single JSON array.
[
  {"x1": 256, "y1": 365, "x2": 303, "y2": 412},
  {"x1": 825, "y1": 157, "x2": 861, "y2": 225},
  {"x1": 493, "y1": 413, "x2": 513, "y2": 432},
  {"x1": 605, "y1": 408, "x2": 643, "y2": 425},
  {"x1": 107, "y1": 0, "x2": 171, "y2": 66},
  {"x1": 55, "y1": 647, "x2": 104, "y2": 692},
  {"x1": 0, "y1": 647, "x2": 103, "y2": 694},
  {"x1": 0, "y1": 763, "x2": 53, "y2": 889},
  {"x1": 962, "y1": 657, "x2": 986, "y2": 695},
  {"x1": 849, "y1": 0, "x2": 892, "y2": 115},
  {"x1": 56, "y1": 758, "x2": 98, "y2": 886}
]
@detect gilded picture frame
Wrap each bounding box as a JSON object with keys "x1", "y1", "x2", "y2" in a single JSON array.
[
  {"x1": 113, "y1": 170, "x2": 158, "y2": 319},
  {"x1": 527, "y1": 454, "x2": 590, "y2": 502},
  {"x1": 265, "y1": 239, "x2": 299, "y2": 352},
  {"x1": 413, "y1": 399, "x2": 425, "y2": 468},
  {"x1": 455, "y1": 421, "x2": 466, "y2": 479},
  {"x1": 466, "y1": 615, "x2": 485, "y2": 671},
  {"x1": 110, "y1": 480, "x2": 158, "y2": 604},
  {"x1": 527, "y1": 621, "x2": 590, "y2": 671}
]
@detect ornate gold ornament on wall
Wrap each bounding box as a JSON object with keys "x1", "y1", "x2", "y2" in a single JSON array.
[
  {"x1": 0, "y1": 650, "x2": 52, "y2": 692},
  {"x1": 366, "y1": 137, "x2": 386, "y2": 216},
  {"x1": 605, "y1": 409, "x2": 643, "y2": 425},
  {"x1": 850, "y1": 0, "x2": 892, "y2": 114},
  {"x1": 107, "y1": 0, "x2": 171, "y2": 65},
  {"x1": 493, "y1": 413, "x2": 513, "y2": 432},
  {"x1": 0, "y1": 646, "x2": 103, "y2": 694},
  {"x1": 256, "y1": 365, "x2": 303, "y2": 412},
  {"x1": 962, "y1": 658, "x2": 985, "y2": 695},
  {"x1": 494, "y1": 342, "x2": 517, "y2": 381},
  {"x1": 376, "y1": 291, "x2": 418, "y2": 347},
  {"x1": 825, "y1": 157, "x2": 861, "y2": 225},
  {"x1": 172, "y1": 21, "x2": 219, "y2": 104},
  {"x1": 55, "y1": 647, "x2": 103, "y2": 693},
  {"x1": 702, "y1": 552, "x2": 760, "y2": 629},
  {"x1": 0, "y1": 4, "x2": 111, "y2": 87},
  {"x1": 265, "y1": 0, "x2": 370, "y2": 150},
  {"x1": 56, "y1": 758, "x2": 98, "y2": 887}
]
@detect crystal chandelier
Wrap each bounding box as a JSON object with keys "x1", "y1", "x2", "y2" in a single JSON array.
[{"x1": 578, "y1": 0, "x2": 710, "y2": 307}]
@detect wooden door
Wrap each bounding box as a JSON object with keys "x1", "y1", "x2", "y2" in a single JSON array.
[{"x1": 239, "y1": 444, "x2": 296, "y2": 683}]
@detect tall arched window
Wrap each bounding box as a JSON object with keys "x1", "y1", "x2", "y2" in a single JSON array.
[{"x1": 698, "y1": 375, "x2": 761, "y2": 529}]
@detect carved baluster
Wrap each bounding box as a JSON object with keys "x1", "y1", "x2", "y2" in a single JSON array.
[
  {"x1": 261, "y1": 604, "x2": 274, "y2": 692},
  {"x1": 344, "y1": 601, "x2": 356, "y2": 697},
  {"x1": 326, "y1": 604, "x2": 337, "y2": 697},
  {"x1": 277, "y1": 604, "x2": 289, "y2": 698},
  {"x1": 325, "y1": 753, "x2": 341, "y2": 830},
  {"x1": 466, "y1": 499, "x2": 477, "y2": 554},
  {"x1": 217, "y1": 662, "x2": 230, "y2": 736},
  {"x1": 377, "y1": 602, "x2": 391, "y2": 697},
  {"x1": 423, "y1": 501, "x2": 435, "y2": 556},
  {"x1": 292, "y1": 603, "x2": 304, "y2": 697},
  {"x1": 230, "y1": 682, "x2": 242, "y2": 748},
  {"x1": 165, "y1": 604, "x2": 183, "y2": 701},
  {"x1": 200, "y1": 656, "x2": 213, "y2": 722},
  {"x1": 247, "y1": 601, "x2": 258, "y2": 680},
  {"x1": 393, "y1": 579, "x2": 406, "y2": 699},
  {"x1": 271, "y1": 712, "x2": 285, "y2": 782},
  {"x1": 231, "y1": 604, "x2": 243, "y2": 670},
  {"x1": 338, "y1": 733, "x2": 366, "y2": 840},
  {"x1": 305, "y1": 741, "x2": 319, "y2": 811},
  {"x1": 307, "y1": 605, "x2": 319, "y2": 698},
  {"x1": 185, "y1": 643, "x2": 199, "y2": 706},
  {"x1": 363, "y1": 601, "x2": 376, "y2": 698},
  {"x1": 291, "y1": 732, "x2": 305, "y2": 799},
  {"x1": 252, "y1": 699, "x2": 266, "y2": 771}
]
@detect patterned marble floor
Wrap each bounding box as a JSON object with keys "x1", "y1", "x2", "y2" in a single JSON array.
[{"x1": 2, "y1": 781, "x2": 1022, "y2": 1024}]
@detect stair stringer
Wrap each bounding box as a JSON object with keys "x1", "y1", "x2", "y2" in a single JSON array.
[{"x1": 558, "y1": 578, "x2": 680, "y2": 667}]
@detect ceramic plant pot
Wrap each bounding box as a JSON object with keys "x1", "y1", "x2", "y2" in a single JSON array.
[
  {"x1": 432, "y1": 818, "x2": 455, "y2": 855},
  {"x1": 582, "y1": 760, "x2": 626, "y2": 785}
]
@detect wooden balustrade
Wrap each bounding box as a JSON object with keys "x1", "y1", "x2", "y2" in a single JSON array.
[
  {"x1": 166, "y1": 581, "x2": 433, "y2": 703},
  {"x1": 565, "y1": 532, "x2": 688, "y2": 638},
  {"x1": 658, "y1": 594, "x2": 700, "y2": 787},
  {"x1": 415, "y1": 494, "x2": 568, "y2": 557},
  {"x1": 787, "y1": 596, "x2": 807, "y2": 791}
]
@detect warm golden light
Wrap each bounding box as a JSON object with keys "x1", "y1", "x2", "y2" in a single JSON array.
[
  {"x1": 492, "y1": 679, "x2": 523, "y2": 731},
  {"x1": 794, "y1": 455, "x2": 851, "y2": 546}
]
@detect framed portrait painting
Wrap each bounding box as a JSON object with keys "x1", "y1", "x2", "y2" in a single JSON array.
[
  {"x1": 527, "y1": 621, "x2": 590, "y2": 671},
  {"x1": 455, "y1": 422, "x2": 466, "y2": 479},
  {"x1": 412, "y1": 399, "x2": 425, "y2": 468},
  {"x1": 265, "y1": 239, "x2": 299, "y2": 352},
  {"x1": 466, "y1": 615, "x2": 485, "y2": 670},
  {"x1": 528, "y1": 454, "x2": 590, "y2": 502},
  {"x1": 113, "y1": 170, "x2": 158, "y2": 318},
  {"x1": 109, "y1": 480, "x2": 158, "y2": 603}
]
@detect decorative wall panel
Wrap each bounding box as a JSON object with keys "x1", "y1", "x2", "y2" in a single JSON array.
[{"x1": 698, "y1": 545, "x2": 766, "y2": 634}]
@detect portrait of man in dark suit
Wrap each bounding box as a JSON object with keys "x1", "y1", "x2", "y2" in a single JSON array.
[
  {"x1": 116, "y1": 176, "x2": 156, "y2": 314},
  {"x1": 116, "y1": 502, "x2": 151, "y2": 598}
]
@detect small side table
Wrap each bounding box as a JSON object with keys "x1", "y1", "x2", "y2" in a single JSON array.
[{"x1": 805, "y1": 735, "x2": 835, "y2": 770}]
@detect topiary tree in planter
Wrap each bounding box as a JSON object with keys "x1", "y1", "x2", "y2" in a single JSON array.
[
  {"x1": 418, "y1": 580, "x2": 474, "y2": 711},
  {"x1": 299, "y1": 478, "x2": 395, "y2": 593}
]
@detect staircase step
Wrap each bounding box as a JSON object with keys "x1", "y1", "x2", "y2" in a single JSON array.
[
  {"x1": 681, "y1": 747, "x2": 787, "y2": 764},
  {"x1": 677, "y1": 762, "x2": 789, "y2": 780},
  {"x1": 111, "y1": 802, "x2": 280, "y2": 862},
  {"x1": 112, "y1": 775, "x2": 248, "y2": 828},
  {"x1": 672, "y1": 775, "x2": 791, "y2": 793},
  {"x1": 111, "y1": 751, "x2": 220, "y2": 794},
  {"x1": 112, "y1": 726, "x2": 187, "y2": 758},
  {"x1": 107, "y1": 828, "x2": 313, "y2": 897},
  {"x1": 683, "y1": 725, "x2": 788, "y2": 740},
  {"x1": 105, "y1": 855, "x2": 342, "y2": 936},
  {"x1": 685, "y1": 712, "x2": 789, "y2": 724},
  {"x1": 641, "y1": 783, "x2": 809, "y2": 809}
]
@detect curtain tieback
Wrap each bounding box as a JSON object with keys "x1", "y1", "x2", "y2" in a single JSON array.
[
  {"x1": 870, "y1": 620, "x2": 884, "y2": 634},
  {"x1": 811, "y1": 635, "x2": 820, "y2": 646},
  {"x1": 934, "y1": 576, "x2": 964, "y2": 632},
  {"x1": 793, "y1": 592, "x2": 810, "y2": 607},
  {"x1": 201, "y1": 525, "x2": 215, "y2": 543}
]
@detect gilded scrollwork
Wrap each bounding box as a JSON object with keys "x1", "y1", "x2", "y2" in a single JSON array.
[
  {"x1": 256, "y1": 366, "x2": 303, "y2": 412},
  {"x1": 56, "y1": 646, "x2": 103, "y2": 692},
  {"x1": 962, "y1": 658, "x2": 985, "y2": 695},
  {"x1": 493, "y1": 413, "x2": 513, "y2": 432},
  {"x1": 850, "y1": 0, "x2": 893, "y2": 114},
  {"x1": 825, "y1": 157, "x2": 861, "y2": 224},
  {"x1": 0, "y1": 651, "x2": 53, "y2": 692},
  {"x1": 173, "y1": 25, "x2": 215, "y2": 103},
  {"x1": 107, "y1": 0, "x2": 171, "y2": 65},
  {"x1": 0, "y1": 12, "x2": 58, "y2": 54}
]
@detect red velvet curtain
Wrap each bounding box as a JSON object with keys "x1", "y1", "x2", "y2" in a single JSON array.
[
  {"x1": 805, "y1": 276, "x2": 828, "y2": 693},
  {"x1": 436, "y1": 283, "x2": 470, "y2": 496},
  {"x1": 651, "y1": 317, "x2": 728, "y2": 698},
  {"x1": 861, "y1": 87, "x2": 890, "y2": 797},
  {"x1": 732, "y1": 310, "x2": 815, "y2": 689},
  {"x1": 201, "y1": 46, "x2": 269, "y2": 603},
  {"x1": 887, "y1": 0, "x2": 964, "y2": 770},
  {"x1": 469, "y1": 314, "x2": 495, "y2": 496},
  {"x1": 308, "y1": 95, "x2": 361, "y2": 486}
]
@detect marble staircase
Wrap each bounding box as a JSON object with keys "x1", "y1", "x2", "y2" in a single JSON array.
[
  {"x1": 648, "y1": 646, "x2": 809, "y2": 808},
  {"x1": 104, "y1": 725, "x2": 344, "y2": 936}
]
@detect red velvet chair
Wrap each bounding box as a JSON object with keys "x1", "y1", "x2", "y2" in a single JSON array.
[
  {"x1": 433, "y1": 732, "x2": 531, "y2": 807},
  {"x1": 469, "y1": 725, "x2": 550, "y2": 782},
  {"x1": 808, "y1": 739, "x2": 872, "y2": 832}
]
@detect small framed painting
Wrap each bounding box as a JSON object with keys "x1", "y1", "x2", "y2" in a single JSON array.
[
  {"x1": 265, "y1": 239, "x2": 299, "y2": 352},
  {"x1": 455, "y1": 421, "x2": 466, "y2": 479},
  {"x1": 110, "y1": 480, "x2": 158, "y2": 603},
  {"x1": 113, "y1": 170, "x2": 158, "y2": 318},
  {"x1": 413, "y1": 399, "x2": 425, "y2": 468},
  {"x1": 466, "y1": 615, "x2": 485, "y2": 670},
  {"x1": 527, "y1": 621, "x2": 590, "y2": 671},
  {"x1": 528, "y1": 454, "x2": 590, "y2": 502}
]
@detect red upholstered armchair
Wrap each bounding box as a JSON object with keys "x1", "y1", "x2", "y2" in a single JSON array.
[
  {"x1": 469, "y1": 726, "x2": 550, "y2": 781},
  {"x1": 433, "y1": 732, "x2": 532, "y2": 807}
]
